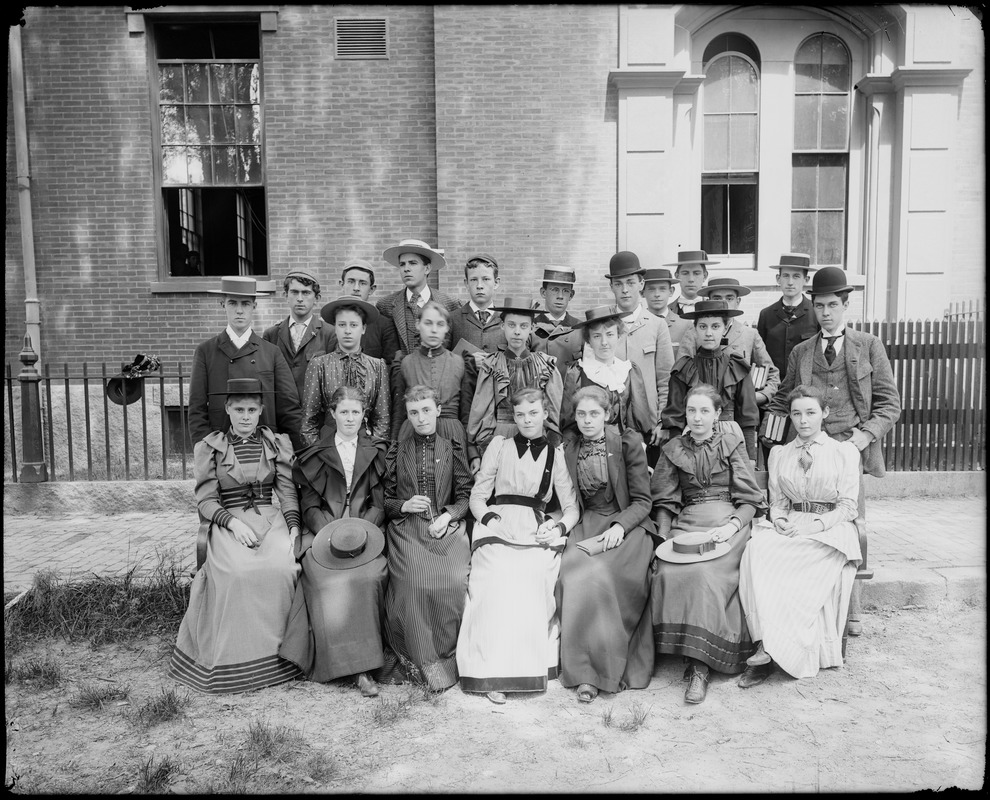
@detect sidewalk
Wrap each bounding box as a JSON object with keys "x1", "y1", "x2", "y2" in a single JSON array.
[{"x1": 4, "y1": 496, "x2": 985, "y2": 607}]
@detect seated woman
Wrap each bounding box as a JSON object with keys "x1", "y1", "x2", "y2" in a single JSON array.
[
  {"x1": 660, "y1": 299, "x2": 760, "y2": 460},
  {"x1": 300, "y1": 296, "x2": 390, "y2": 445},
  {"x1": 558, "y1": 386, "x2": 656, "y2": 704},
  {"x1": 169, "y1": 378, "x2": 302, "y2": 694},
  {"x1": 456, "y1": 387, "x2": 579, "y2": 705},
  {"x1": 279, "y1": 386, "x2": 389, "y2": 697},
  {"x1": 737, "y1": 385, "x2": 862, "y2": 687},
  {"x1": 650, "y1": 383, "x2": 767, "y2": 705},
  {"x1": 382, "y1": 385, "x2": 474, "y2": 691},
  {"x1": 390, "y1": 302, "x2": 470, "y2": 452},
  {"x1": 559, "y1": 306, "x2": 652, "y2": 442}
]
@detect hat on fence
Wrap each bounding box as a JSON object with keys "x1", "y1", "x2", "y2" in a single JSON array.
[
  {"x1": 320, "y1": 296, "x2": 381, "y2": 325},
  {"x1": 604, "y1": 251, "x2": 645, "y2": 280},
  {"x1": 492, "y1": 296, "x2": 541, "y2": 317},
  {"x1": 677, "y1": 299, "x2": 744, "y2": 320},
  {"x1": 644, "y1": 268, "x2": 679, "y2": 286},
  {"x1": 769, "y1": 253, "x2": 817, "y2": 273},
  {"x1": 656, "y1": 531, "x2": 732, "y2": 564},
  {"x1": 206, "y1": 276, "x2": 267, "y2": 298},
  {"x1": 106, "y1": 354, "x2": 161, "y2": 406},
  {"x1": 571, "y1": 305, "x2": 633, "y2": 329},
  {"x1": 663, "y1": 250, "x2": 720, "y2": 268},
  {"x1": 542, "y1": 266, "x2": 577, "y2": 286},
  {"x1": 382, "y1": 239, "x2": 447, "y2": 269},
  {"x1": 698, "y1": 277, "x2": 752, "y2": 298},
  {"x1": 310, "y1": 518, "x2": 386, "y2": 570},
  {"x1": 807, "y1": 267, "x2": 857, "y2": 297}
]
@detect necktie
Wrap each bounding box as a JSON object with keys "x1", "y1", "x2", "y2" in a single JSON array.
[
  {"x1": 410, "y1": 291, "x2": 422, "y2": 308},
  {"x1": 798, "y1": 441, "x2": 815, "y2": 472},
  {"x1": 823, "y1": 335, "x2": 840, "y2": 365},
  {"x1": 291, "y1": 322, "x2": 306, "y2": 352},
  {"x1": 477, "y1": 309, "x2": 489, "y2": 325}
]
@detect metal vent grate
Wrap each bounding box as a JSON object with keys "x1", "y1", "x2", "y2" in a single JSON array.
[{"x1": 334, "y1": 17, "x2": 388, "y2": 60}]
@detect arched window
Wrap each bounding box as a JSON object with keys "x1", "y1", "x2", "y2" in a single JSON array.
[
  {"x1": 791, "y1": 33, "x2": 851, "y2": 267},
  {"x1": 701, "y1": 35, "x2": 760, "y2": 257}
]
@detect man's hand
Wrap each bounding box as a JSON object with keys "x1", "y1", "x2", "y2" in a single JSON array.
[
  {"x1": 469, "y1": 458, "x2": 481, "y2": 475},
  {"x1": 848, "y1": 428, "x2": 874, "y2": 451}
]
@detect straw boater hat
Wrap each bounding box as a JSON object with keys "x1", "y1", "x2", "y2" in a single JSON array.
[
  {"x1": 768, "y1": 253, "x2": 817, "y2": 273},
  {"x1": 542, "y1": 266, "x2": 577, "y2": 285},
  {"x1": 340, "y1": 258, "x2": 376, "y2": 283},
  {"x1": 492, "y1": 296, "x2": 541, "y2": 316},
  {"x1": 310, "y1": 518, "x2": 385, "y2": 570},
  {"x1": 571, "y1": 305, "x2": 633, "y2": 329},
  {"x1": 320, "y1": 296, "x2": 381, "y2": 325},
  {"x1": 382, "y1": 239, "x2": 447, "y2": 269},
  {"x1": 663, "y1": 250, "x2": 720, "y2": 267},
  {"x1": 206, "y1": 276, "x2": 267, "y2": 297},
  {"x1": 678, "y1": 299, "x2": 744, "y2": 320},
  {"x1": 604, "y1": 251, "x2": 645, "y2": 279},
  {"x1": 656, "y1": 531, "x2": 732, "y2": 564},
  {"x1": 208, "y1": 377, "x2": 265, "y2": 397},
  {"x1": 807, "y1": 266, "x2": 857, "y2": 296},
  {"x1": 698, "y1": 277, "x2": 752, "y2": 298},
  {"x1": 643, "y1": 268, "x2": 679, "y2": 285}
]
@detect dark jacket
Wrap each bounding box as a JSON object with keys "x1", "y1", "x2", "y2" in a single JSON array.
[
  {"x1": 449, "y1": 303, "x2": 506, "y2": 356},
  {"x1": 756, "y1": 297, "x2": 819, "y2": 379},
  {"x1": 384, "y1": 434, "x2": 473, "y2": 523},
  {"x1": 375, "y1": 288, "x2": 462, "y2": 357},
  {"x1": 188, "y1": 330, "x2": 304, "y2": 450},
  {"x1": 262, "y1": 316, "x2": 335, "y2": 399}
]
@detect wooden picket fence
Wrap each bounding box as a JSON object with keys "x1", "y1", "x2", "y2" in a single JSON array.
[{"x1": 851, "y1": 318, "x2": 985, "y2": 471}]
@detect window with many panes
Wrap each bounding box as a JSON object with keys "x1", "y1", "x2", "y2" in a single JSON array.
[
  {"x1": 791, "y1": 33, "x2": 850, "y2": 267},
  {"x1": 701, "y1": 35, "x2": 760, "y2": 257},
  {"x1": 154, "y1": 20, "x2": 268, "y2": 278}
]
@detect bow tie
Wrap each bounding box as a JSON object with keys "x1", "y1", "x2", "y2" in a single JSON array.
[{"x1": 514, "y1": 433, "x2": 548, "y2": 460}]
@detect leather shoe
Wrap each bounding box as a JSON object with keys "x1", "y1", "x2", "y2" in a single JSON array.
[
  {"x1": 684, "y1": 665, "x2": 710, "y2": 704},
  {"x1": 747, "y1": 643, "x2": 771, "y2": 666},
  {"x1": 356, "y1": 672, "x2": 379, "y2": 697},
  {"x1": 576, "y1": 684, "x2": 598, "y2": 704},
  {"x1": 486, "y1": 690, "x2": 507, "y2": 705},
  {"x1": 847, "y1": 618, "x2": 863, "y2": 636},
  {"x1": 737, "y1": 662, "x2": 772, "y2": 689}
]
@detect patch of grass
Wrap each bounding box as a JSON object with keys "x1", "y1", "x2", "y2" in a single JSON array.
[
  {"x1": 244, "y1": 718, "x2": 306, "y2": 765},
  {"x1": 601, "y1": 702, "x2": 651, "y2": 732},
  {"x1": 222, "y1": 752, "x2": 260, "y2": 794},
  {"x1": 6, "y1": 653, "x2": 64, "y2": 688},
  {"x1": 71, "y1": 681, "x2": 130, "y2": 710},
  {"x1": 305, "y1": 750, "x2": 337, "y2": 784},
  {"x1": 136, "y1": 755, "x2": 180, "y2": 794},
  {"x1": 4, "y1": 556, "x2": 189, "y2": 646},
  {"x1": 135, "y1": 686, "x2": 191, "y2": 727}
]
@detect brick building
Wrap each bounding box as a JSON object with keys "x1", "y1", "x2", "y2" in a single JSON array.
[{"x1": 5, "y1": 5, "x2": 985, "y2": 368}]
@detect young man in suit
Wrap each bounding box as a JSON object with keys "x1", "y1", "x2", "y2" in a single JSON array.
[
  {"x1": 375, "y1": 239, "x2": 461, "y2": 358},
  {"x1": 263, "y1": 269, "x2": 335, "y2": 399},
  {"x1": 531, "y1": 266, "x2": 582, "y2": 374},
  {"x1": 643, "y1": 267, "x2": 693, "y2": 360},
  {"x1": 189, "y1": 276, "x2": 304, "y2": 450},
  {"x1": 330, "y1": 259, "x2": 401, "y2": 363},
  {"x1": 449, "y1": 254, "x2": 506, "y2": 360},
  {"x1": 757, "y1": 253, "x2": 820, "y2": 381},
  {"x1": 666, "y1": 250, "x2": 717, "y2": 317},
  {"x1": 765, "y1": 266, "x2": 901, "y2": 636}
]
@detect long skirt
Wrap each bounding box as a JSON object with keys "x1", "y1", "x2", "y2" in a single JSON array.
[
  {"x1": 456, "y1": 530, "x2": 562, "y2": 693},
  {"x1": 169, "y1": 506, "x2": 301, "y2": 693},
  {"x1": 279, "y1": 552, "x2": 388, "y2": 682},
  {"x1": 739, "y1": 516, "x2": 860, "y2": 678},
  {"x1": 384, "y1": 516, "x2": 471, "y2": 690},
  {"x1": 650, "y1": 500, "x2": 754, "y2": 674},
  {"x1": 558, "y1": 509, "x2": 654, "y2": 692}
]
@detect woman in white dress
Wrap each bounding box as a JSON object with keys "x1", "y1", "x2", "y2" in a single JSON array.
[
  {"x1": 456, "y1": 387, "x2": 580, "y2": 704},
  {"x1": 737, "y1": 384, "x2": 862, "y2": 687}
]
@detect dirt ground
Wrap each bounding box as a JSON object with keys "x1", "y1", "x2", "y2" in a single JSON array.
[{"x1": 5, "y1": 597, "x2": 986, "y2": 794}]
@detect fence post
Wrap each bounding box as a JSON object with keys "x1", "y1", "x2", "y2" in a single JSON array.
[{"x1": 17, "y1": 333, "x2": 48, "y2": 482}]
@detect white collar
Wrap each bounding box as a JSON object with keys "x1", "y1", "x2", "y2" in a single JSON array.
[
  {"x1": 334, "y1": 433, "x2": 358, "y2": 449},
  {"x1": 225, "y1": 326, "x2": 253, "y2": 349},
  {"x1": 406, "y1": 286, "x2": 432, "y2": 305},
  {"x1": 619, "y1": 302, "x2": 642, "y2": 323},
  {"x1": 580, "y1": 352, "x2": 631, "y2": 392},
  {"x1": 468, "y1": 300, "x2": 494, "y2": 316},
  {"x1": 289, "y1": 315, "x2": 313, "y2": 328}
]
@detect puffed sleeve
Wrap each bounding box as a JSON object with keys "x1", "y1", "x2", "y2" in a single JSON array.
[
  {"x1": 271, "y1": 431, "x2": 301, "y2": 531},
  {"x1": 649, "y1": 444, "x2": 682, "y2": 539},
  {"x1": 470, "y1": 435, "x2": 505, "y2": 523},
  {"x1": 550, "y1": 446, "x2": 580, "y2": 534},
  {"x1": 193, "y1": 435, "x2": 229, "y2": 528},
  {"x1": 369, "y1": 357, "x2": 391, "y2": 441},
  {"x1": 300, "y1": 357, "x2": 325, "y2": 446},
  {"x1": 814, "y1": 440, "x2": 861, "y2": 530},
  {"x1": 766, "y1": 444, "x2": 791, "y2": 524},
  {"x1": 726, "y1": 433, "x2": 768, "y2": 525},
  {"x1": 542, "y1": 357, "x2": 563, "y2": 434},
  {"x1": 383, "y1": 440, "x2": 404, "y2": 521},
  {"x1": 467, "y1": 359, "x2": 498, "y2": 454},
  {"x1": 442, "y1": 436, "x2": 473, "y2": 522}
]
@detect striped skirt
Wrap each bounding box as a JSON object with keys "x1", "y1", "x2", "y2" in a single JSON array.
[
  {"x1": 739, "y1": 517, "x2": 861, "y2": 678},
  {"x1": 169, "y1": 506, "x2": 301, "y2": 694}
]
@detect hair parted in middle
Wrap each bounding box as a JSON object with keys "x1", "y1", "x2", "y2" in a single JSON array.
[
  {"x1": 685, "y1": 382, "x2": 724, "y2": 415},
  {"x1": 509, "y1": 386, "x2": 547, "y2": 410},
  {"x1": 328, "y1": 385, "x2": 367, "y2": 412},
  {"x1": 404, "y1": 384, "x2": 440, "y2": 406}
]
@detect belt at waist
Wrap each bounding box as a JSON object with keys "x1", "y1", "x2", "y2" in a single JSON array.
[
  {"x1": 489, "y1": 494, "x2": 545, "y2": 510},
  {"x1": 438, "y1": 410, "x2": 460, "y2": 419},
  {"x1": 683, "y1": 491, "x2": 733, "y2": 506},
  {"x1": 790, "y1": 501, "x2": 836, "y2": 513}
]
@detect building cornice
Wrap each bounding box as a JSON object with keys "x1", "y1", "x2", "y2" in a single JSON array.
[{"x1": 608, "y1": 69, "x2": 705, "y2": 94}]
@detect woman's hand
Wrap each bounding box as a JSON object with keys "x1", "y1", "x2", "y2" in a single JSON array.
[
  {"x1": 649, "y1": 422, "x2": 666, "y2": 447},
  {"x1": 791, "y1": 521, "x2": 826, "y2": 538},
  {"x1": 535, "y1": 519, "x2": 562, "y2": 545},
  {"x1": 469, "y1": 458, "x2": 481, "y2": 476},
  {"x1": 597, "y1": 525, "x2": 625, "y2": 551},
  {"x1": 708, "y1": 523, "x2": 737, "y2": 543},
  {"x1": 288, "y1": 526, "x2": 300, "y2": 554},
  {"x1": 401, "y1": 495, "x2": 432, "y2": 515},
  {"x1": 228, "y1": 518, "x2": 259, "y2": 548},
  {"x1": 428, "y1": 512, "x2": 453, "y2": 538},
  {"x1": 773, "y1": 518, "x2": 798, "y2": 537}
]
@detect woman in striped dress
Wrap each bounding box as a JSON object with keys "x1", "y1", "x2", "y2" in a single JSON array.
[
  {"x1": 737, "y1": 385, "x2": 862, "y2": 687},
  {"x1": 382, "y1": 385, "x2": 474, "y2": 691},
  {"x1": 169, "y1": 378, "x2": 302, "y2": 693}
]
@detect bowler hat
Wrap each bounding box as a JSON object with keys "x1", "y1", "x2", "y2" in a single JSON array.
[
  {"x1": 698, "y1": 277, "x2": 752, "y2": 298},
  {"x1": 768, "y1": 253, "x2": 817, "y2": 273},
  {"x1": 604, "y1": 251, "x2": 645, "y2": 280},
  {"x1": 209, "y1": 377, "x2": 265, "y2": 397},
  {"x1": 571, "y1": 305, "x2": 633, "y2": 330},
  {"x1": 383, "y1": 239, "x2": 447, "y2": 269},
  {"x1": 310, "y1": 518, "x2": 386, "y2": 570},
  {"x1": 340, "y1": 259, "x2": 376, "y2": 284},
  {"x1": 678, "y1": 299, "x2": 744, "y2": 320},
  {"x1": 656, "y1": 531, "x2": 732, "y2": 564},
  {"x1": 542, "y1": 266, "x2": 577, "y2": 285},
  {"x1": 644, "y1": 268, "x2": 679, "y2": 285},
  {"x1": 492, "y1": 296, "x2": 541, "y2": 316},
  {"x1": 807, "y1": 267, "x2": 857, "y2": 296},
  {"x1": 206, "y1": 276, "x2": 266, "y2": 297},
  {"x1": 320, "y1": 296, "x2": 381, "y2": 325},
  {"x1": 663, "y1": 250, "x2": 720, "y2": 267}
]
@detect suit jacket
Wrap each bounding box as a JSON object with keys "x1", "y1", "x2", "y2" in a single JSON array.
[
  {"x1": 615, "y1": 308, "x2": 674, "y2": 428},
  {"x1": 562, "y1": 427, "x2": 656, "y2": 540},
  {"x1": 531, "y1": 312, "x2": 583, "y2": 375},
  {"x1": 679, "y1": 321, "x2": 781, "y2": 402},
  {"x1": 375, "y1": 288, "x2": 462, "y2": 358},
  {"x1": 768, "y1": 328, "x2": 901, "y2": 478},
  {"x1": 323, "y1": 314, "x2": 401, "y2": 366},
  {"x1": 263, "y1": 316, "x2": 335, "y2": 399},
  {"x1": 188, "y1": 331, "x2": 304, "y2": 451},
  {"x1": 757, "y1": 297, "x2": 819, "y2": 379},
  {"x1": 648, "y1": 309, "x2": 694, "y2": 361},
  {"x1": 383, "y1": 434, "x2": 473, "y2": 523},
  {"x1": 449, "y1": 303, "x2": 506, "y2": 357}
]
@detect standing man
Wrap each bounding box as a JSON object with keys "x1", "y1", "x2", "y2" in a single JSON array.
[
  {"x1": 331, "y1": 259, "x2": 400, "y2": 363},
  {"x1": 189, "y1": 276, "x2": 303, "y2": 450},
  {"x1": 757, "y1": 253, "x2": 819, "y2": 381},
  {"x1": 531, "y1": 266, "x2": 583, "y2": 374},
  {"x1": 666, "y1": 250, "x2": 716, "y2": 317},
  {"x1": 643, "y1": 267, "x2": 693, "y2": 360},
  {"x1": 376, "y1": 238, "x2": 461, "y2": 358},
  {"x1": 263, "y1": 269, "x2": 334, "y2": 400},
  {"x1": 765, "y1": 266, "x2": 901, "y2": 637},
  {"x1": 449, "y1": 254, "x2": 505, "y2": 359},
  {"x1": 603, "y1": 251, "x2": 675, "y2": 461}
]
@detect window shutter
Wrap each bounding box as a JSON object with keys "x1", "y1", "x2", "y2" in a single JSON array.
[{"x1": 334, "y1": 17, "x2": 388, "y2": 60}]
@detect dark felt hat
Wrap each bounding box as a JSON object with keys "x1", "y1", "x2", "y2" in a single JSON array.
[
  {"x1": 604, "y1": 251, "x2": 645, "y2": 279},
  {"x1": 209, "y1": 377, "x2": 265, "y2": 397},
  {"x1": 492, "y1": 296, "x2": 541, "y2": 316},
  {"x1": 698, "y1": 277, "x2": 752, "y2": 298},
  {"x1": 663, "y1": 250, "x2": 720, "y2": 267},
  {"x1": 678, "y1": 299, "x2": 744, "y2": 320},
  {"x1": 571, "y1": 305, "x2": 633, "y2": 329},
  {"x1": 320, "y1": 296, "x2": 381, "y2": 325},
  {"x1": 643, "y1": 268, "x2": 679, "y2": 285},
  {"x1": 310, "y1": 518, "x2": 386, "y2": 570},
  {"x1": 807, "y1": 267, "x2": 857, "y2": 296}
]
